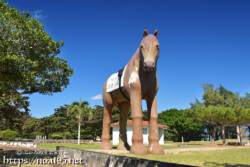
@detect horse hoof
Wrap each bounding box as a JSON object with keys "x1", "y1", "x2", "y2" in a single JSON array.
[
  {"x1": 148, "y1": 143, "x2": 165, "y2": 155},
  {"x1": 130, "y1": 144, "x2": 148, "y2": 155},
  {"x1": 100, "y1": 142, "x2": 112, "y2": 150}
]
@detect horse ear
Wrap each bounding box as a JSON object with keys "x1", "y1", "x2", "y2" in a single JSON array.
[
  {"x1": 143, "y1": 28, "x2": 148, "y2": 37},
  {"x1": 154, "y1": 30, "x2": 158, "y2": 37}
]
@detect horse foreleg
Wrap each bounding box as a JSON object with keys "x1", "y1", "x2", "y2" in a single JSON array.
[
  {"x1": 147, "y1": 96, "x2": 164, "y2": 154},
  {"x1": 117, "y1": 102, "x2": 130, "y2": 150},
  {"x1": 130, "y1": 90, "x2": 147, "y2": 154}
]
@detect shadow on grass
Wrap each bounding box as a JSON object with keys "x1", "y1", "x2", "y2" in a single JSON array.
[{"x1": 204, "y1": 162, "x2": 250, "y2": 167}]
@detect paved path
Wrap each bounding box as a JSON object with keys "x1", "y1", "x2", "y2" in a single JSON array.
[
  {"x1": 164, "y1": 146, "x2": 249, "y2": 153},
  {"x1": 95, "y1": 146, "x2": 250, "y2": 154}
]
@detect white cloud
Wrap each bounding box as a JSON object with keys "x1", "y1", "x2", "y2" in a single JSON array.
[
  {"x1": 32, "y1": 10, "x2": 45, "y2": 19},
  {"x1": 91, "y1": 94, "x2": 102, "y2": 100}
]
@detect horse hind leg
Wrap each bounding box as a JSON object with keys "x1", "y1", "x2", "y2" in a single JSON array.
[
  {"x1": 117, "y1": 102, "x2": 130, "y2": 150},
  {"x1": 100, "y1": 92, "x2": 114, "y2": 150}
]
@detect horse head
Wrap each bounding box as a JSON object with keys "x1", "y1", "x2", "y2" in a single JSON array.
[{"x1": 140, "y1": 28, "x2": 159, "y2": 74}]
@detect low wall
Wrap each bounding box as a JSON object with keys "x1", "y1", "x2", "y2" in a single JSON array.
[
  {"x1": 36, "y1": 139, "x2": 93, "y2": 144},
  {"x1": 57, "y1": 146, "x2": 195, "y2": 167},
  {"x1": 0, "y1": 140, "x2": 38, "y2": 148},
  {"x1": 228, "y1": 142, "x2": 250, "y2": 146}
]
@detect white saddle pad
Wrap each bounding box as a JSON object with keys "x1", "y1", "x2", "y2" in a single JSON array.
[{"x1": 106, "y1": 65, "x2": 127, "y2": 92}]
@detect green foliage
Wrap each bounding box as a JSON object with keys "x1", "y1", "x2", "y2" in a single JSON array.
[
  {"x1": 188, "y1": 84, "x2": 250, "y2": 127},
  {"x1": 240, "y1": 93, "x2": 250, "y2": 108},
  {"x1": 62, "y1": 131, "x2": 71, "y2": 139},
  {"x1": 0, "y1": 1, "x2": 73, "y2": 97},
  {"x1": 0, "y1": 129, "x2": 18, "y2": 140},
  {"x1": 186, "y1": 106, "x2": 235, "y2": 126},
  {"x1": 0, "y1": 104, "x2": 29, "y2": 132},
  {"x1": 191, "y1": 84, "x2": 240, "y2": 108},
  {"x1": 53, "y1": 105, "x2": 77, "y2": 136},
  {"x1": 0, "y1": 1, "x2": 73, "y2": 136},
  {"x1": 67, "y1": 98, "x2": 92, "y2": 143},
  {"x1": 230, "y1": 107, "x2": 250, "y2": 127},
  {"x1": 111, "y1": 105, "x2": 120, "y2": 123},
  {"x1": 51, "y1": 133, "x2": 63, "y2": 139},
  {"x1": 188, "y1": 84, "x2": 250, "y2": 144},
  {"x1": 22, "y1": 117, "x2": 40, "y2": 138},
  {"x1": 67, "y1": 99, "x2": 92, "y2": 123},
  {"x1": 21, "y1": 105, "x2": 78, "y2": 139},
  {"x1": 87, "y1": 105, "x2": 104, "y2": 140},
  {"x1": 158, "y1": 109, "x2": 203, "y2": 142},
  {"x1": 0, "y1": 1, "x2": 73, "y2": 126}
]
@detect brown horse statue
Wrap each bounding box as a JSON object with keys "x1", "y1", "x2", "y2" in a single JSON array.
[{"x1": 101, "y1": 28, "x2": 164, "y2": 155}]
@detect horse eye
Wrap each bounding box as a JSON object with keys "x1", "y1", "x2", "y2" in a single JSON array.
[
  {"x1": 140, "y1": 45, "x2": 143, "y2": 48},
  {"x1": 156, "y1": 45, "x2": 159, "y2": 48}
]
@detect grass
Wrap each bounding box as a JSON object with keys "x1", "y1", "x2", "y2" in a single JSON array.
[
  {"x1": 38, "y1": 141, "x2": 250, "y2": 167},
  {"x1": 38, "y1": 142, "x2": 201, "y2": 150},
  {"x1": 115, "y1": 149, "x2": 250, "y2": 167},
  {"x1": 38, "y1": 139, "x2": 250, "y2": 150}
]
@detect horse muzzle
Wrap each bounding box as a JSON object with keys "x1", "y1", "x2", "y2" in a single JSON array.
[{"x1": 143, "y1": 61, "x2": 155, "y2": 73}]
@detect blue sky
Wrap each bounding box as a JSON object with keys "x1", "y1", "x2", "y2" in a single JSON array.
[{"x1": 6, "y1": 0, "x2": 250, "y2": 118}]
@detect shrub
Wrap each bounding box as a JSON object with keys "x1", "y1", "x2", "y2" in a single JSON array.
[
  {"x1": 0, "y1": 129, "x2": 18, "y2": 140},
  {"x1": 51, "y1": 133, "x2": 63, "y2": 139},
  {"x1": 62, "y1": 131, "x2": 71, "y2": 139}
]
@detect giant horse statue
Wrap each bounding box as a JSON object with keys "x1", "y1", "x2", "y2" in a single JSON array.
[{"x1": 101, "y1": 28, "x2": 164, "y2": 155}]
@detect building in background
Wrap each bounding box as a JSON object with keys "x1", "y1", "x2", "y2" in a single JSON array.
[{"x1": 111, "y1": 120, "x2": 168, "y2": 145}]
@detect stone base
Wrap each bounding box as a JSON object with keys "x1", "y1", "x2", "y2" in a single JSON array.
[{"x1": 57, "y1": 146, "x2": 195, "y2": 167}]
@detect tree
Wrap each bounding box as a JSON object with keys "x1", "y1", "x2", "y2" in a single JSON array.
[
  {"x1": 22, "y1": 105, "x2": 78, "y2": 139},
  {"x1": 53, "y1": 105, "x2": 77, "y2": 138},
  {"x1": 0, "y1": 1, "x2": 73, "y2": 118},
  {"x1": 158, "y1": 109, "x2": 203, "y2": 142},
  {"x1": 87, "y1": 105, "x2": 104, "y2": 140},
  {"x1": 67, "y1": 98, "x2": 92, "y2": 145},
  {"x1": 191, "y1": 84, "x2": 239, "y2": 108},
  {"x1": 230, "y1": 107, "x2": 250, "y2": 145},
  {"x1": 22, "y1": 117, "x2": 41, "y2": 138},
  {"x1": 0, "y1": 100, "x2": 29, "y2": 131},
  {"x1": 189, "y1": 84, "x2": 250, "y2": 144},
  {"x1": 240, "y1": 93, "x2": 250, "y2": 108},
  {"x1": 186, "y1": 106, "x2": 234, "y2": 144}
]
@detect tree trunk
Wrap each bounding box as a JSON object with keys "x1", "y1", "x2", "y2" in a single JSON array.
[
  {"x1": 208, "y1": 127, "x2": 211, "y2": 141},
  {"x1": 222, "y1": 125, "x2": 226, "y2": 145},
  {"x1": 211, "y1": 125, "x2": 218, "y2": 144},
  {"x1": 237, "y1": 125, "x2": 240, "y2": 142},
  {"x1": 78, "y1": 121, "x2": 81, "y2": 145},
  {"x1": 239, "y1": 125, "x2": 243, "y2": 146},
  {"x1": 227, "y1": 126, "x2": 231, "y2": 139}
]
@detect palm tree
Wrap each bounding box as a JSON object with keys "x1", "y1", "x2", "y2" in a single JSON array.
[{"x1": 67, "y1": 98, "x2": 92, "y2": 145}]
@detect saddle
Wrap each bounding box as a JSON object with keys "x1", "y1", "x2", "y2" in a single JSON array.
[{"x1": 118, "y1": 67, "x2": 130, "y2": 101}]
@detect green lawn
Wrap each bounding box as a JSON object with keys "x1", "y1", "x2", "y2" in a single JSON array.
[
  {"x1": 116, "y1": 149, "x2": 250, "y2": 167},
  {"x1": 38, "y1": 143, "x2": 200, "y2": 150},
  {"x1": 38, "y1": 139, "x2": 250, "y2": 150},
  {"x1": 38, "y1": 142, "x2": 250, "y2": 167}
]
